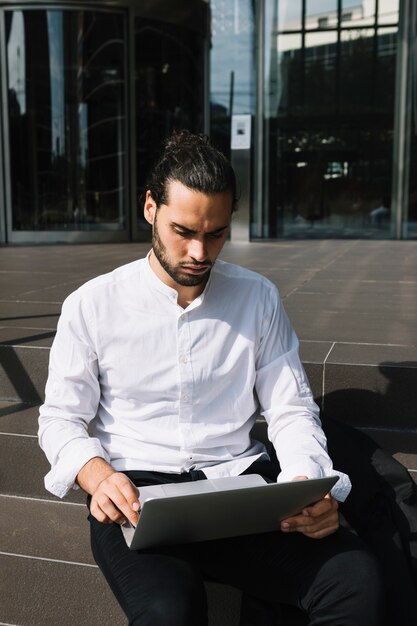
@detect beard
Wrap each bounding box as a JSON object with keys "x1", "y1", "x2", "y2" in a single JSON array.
[{"x1": 152, "y1": 215, "x2": 212, "y2": 287}]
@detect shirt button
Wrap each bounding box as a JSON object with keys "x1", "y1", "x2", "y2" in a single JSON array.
[
  {"x1": 182, "y1": 394, "x2": 189, "y2": 402},
  {"x1": 181, "y1": 355, "x2": 188, "y2": 364}
]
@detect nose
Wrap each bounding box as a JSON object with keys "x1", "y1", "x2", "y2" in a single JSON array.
[{"x1": 188, "y1": 237, "x2": 208, "y2": 262}]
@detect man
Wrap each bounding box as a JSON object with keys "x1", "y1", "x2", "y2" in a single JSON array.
[{"x1": 39, "y1": 131, "x2": 382, "y2": 625}]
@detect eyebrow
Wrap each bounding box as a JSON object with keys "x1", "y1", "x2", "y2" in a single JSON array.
[{"x1": 171, "y1": 222, "x2": 229, "y2": 236}]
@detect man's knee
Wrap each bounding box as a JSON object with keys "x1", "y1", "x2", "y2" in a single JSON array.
[
  {"x1": 336, "y1": 547, "x2": 383, "y2": 601},
  {"x1": 309, "y1": 547, "x2": 384, "y2": 626}
]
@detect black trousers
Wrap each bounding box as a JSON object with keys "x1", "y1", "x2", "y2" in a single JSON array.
[{"x1": 88, "y1": 461, "x2": 383, "y2": 626}]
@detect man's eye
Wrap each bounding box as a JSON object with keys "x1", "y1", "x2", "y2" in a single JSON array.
[
  {"x1": 174, "y1": 230, "x2": 190, "y2": 237},
  {"x1": 208, "y1": 232, "x2": 223, "y2": 239}
]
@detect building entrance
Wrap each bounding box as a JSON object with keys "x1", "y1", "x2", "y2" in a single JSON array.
[{"x1": 0, "y1": 1, "x2": 207, "y2": 244}]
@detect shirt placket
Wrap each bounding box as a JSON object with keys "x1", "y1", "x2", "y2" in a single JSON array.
[{"x1": 177, "y1": 310, "x2": 197, "y2": 467}]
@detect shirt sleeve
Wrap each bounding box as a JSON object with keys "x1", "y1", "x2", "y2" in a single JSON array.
[
  {"x1": 38, "y1": 292, "x2": 110, "y2": 498},
  {"x1": 255, "y1": 287, "x2": 351, "y2": 502}
]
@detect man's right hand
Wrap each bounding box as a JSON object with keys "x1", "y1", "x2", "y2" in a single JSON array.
[
  {"x1": 90, "y1": 472, "x2": 141, "y2": 526},
  {"x1": 77, "y1": 457, "x2": 140, "y2": 526}
]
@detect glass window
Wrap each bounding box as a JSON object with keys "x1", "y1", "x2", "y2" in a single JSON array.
[
  {"x1": 5, "y1": 9, "x2": 126, "y2": 232},
  {"x1": 378, "y1": 0, "x2": 400, "y2": 25},
  {"x1": 134, "y1": 15, "x2": 205, "y2": 235},
  {"x1": 275, "y1": 34, "x2": 303, "y2": 116},
  {"x1": 277, "y1": 0, "x2": 302, "y2": 32},
  {"x1": 339, "y1": 29, "x2": 375, "y2": 114},
  {"x1": 305, "y1": 0, "x2": 337, "y2": 30},
  {"x1": 342, "y1": 0, "x2": 375, "y2": 27},
  {"x1": 262, "y1": 0, "x2": 399, "y2": 239},
  {"x1": 210, "y1": 0, "x2": 256, "y2": 156},
  {"x1": 304, "y1": 31, "x2": 338, "y2": 115}
]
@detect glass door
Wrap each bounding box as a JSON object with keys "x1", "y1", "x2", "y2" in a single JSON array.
[{"x1": 3, "y1": 7, "x2": 128, "y2": 243}]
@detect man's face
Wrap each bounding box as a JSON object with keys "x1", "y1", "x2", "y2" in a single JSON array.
[{"x1": 144, "y1": 180, "x2": 232, "y2": 288}]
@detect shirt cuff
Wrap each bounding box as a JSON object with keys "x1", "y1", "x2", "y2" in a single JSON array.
[
  {"x1": 277, "y1": 462, "x2": 352, "y2": 502},
  {"x1": 44, "y1": 438, "x2": 111, "y2": 499}
]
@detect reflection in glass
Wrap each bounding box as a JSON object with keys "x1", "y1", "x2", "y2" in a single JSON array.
[
  {"x1": 341, "y1": 0, "x2": 375, "y2": 27},
  {"x1": 378, "y1": 0, "x2": 400, "y2": 25},
  {"x1": 305, "y1": 0, "x2": 337, "y2": 30},
  {"x1": 7, "y1": 11, "x2": 26, "y2": 113},
  {"x1": 304, "y1": 31, "x2": 338, "y2": 114},
  {"x1": 262, "y1": 0, "x2": 399, "y2": 239},
  {"x1": 6, "y1": 9, "x2": 126, "y2": 231},
  {"x1": 134, "y1": 16, "x2": 205, "y2": 235},
  {"x1": 210, "y1": 0, "x2": 255, "y2": 156},
  {"x1": 339, "y1": 29, "x2": 374, "y2": 114},
  {"x1": 275, "y1": 34, "x2": 303, "y2": 116},
  {"x1": 277, "y1": 0, "x2": 302, "y2": 32}
]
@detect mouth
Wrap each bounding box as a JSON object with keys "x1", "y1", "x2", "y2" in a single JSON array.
[{"x1": 180, "y1": 264, "x2": 211, "y2": 275}]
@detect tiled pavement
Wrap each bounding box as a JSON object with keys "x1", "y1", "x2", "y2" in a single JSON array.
[{"x1": 1, "y1": 239, "x2": 416, "y2": 625}]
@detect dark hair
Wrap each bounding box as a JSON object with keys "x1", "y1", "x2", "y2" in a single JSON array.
[{"x1": 146, "y1": 130, "x2": 238, "y2": 212}]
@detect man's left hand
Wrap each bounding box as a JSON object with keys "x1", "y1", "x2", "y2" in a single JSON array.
[{"x1": 280, "y1": 476, "x2": 339, "y2": 539}]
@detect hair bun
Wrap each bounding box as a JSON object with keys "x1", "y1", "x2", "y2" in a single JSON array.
[{"x1": 163, "y1": 129, "x2": 209, "y2": 152}]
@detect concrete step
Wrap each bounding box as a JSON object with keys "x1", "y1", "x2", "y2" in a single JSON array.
[
  {"x1": 0, "y1": 431, "x2": 84, "y2": 503},
  {"x1": 0, "y1": 344, "x2": 50, "y2": 404},
  {"x1": 0, "y1": 553, "x2": 126, "y2": 626},
  {"x1": 0, "y1": 494, "x2": 241, "y2": 626},
  {"x1": 2, "y1": 340, "x2": 417, "y2": 434},
  {"x1": 0, "y1": 494, "x2": 91, "y2": 564},
  {"x1": 1, "y1": 403, "x2": 416, "y2": 510}
]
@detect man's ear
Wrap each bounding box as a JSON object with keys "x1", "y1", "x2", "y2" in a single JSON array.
[{"x1": 144, "y1": 191, "x2": 157, "y2": 225}]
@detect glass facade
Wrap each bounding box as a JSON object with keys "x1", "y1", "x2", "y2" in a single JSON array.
[
  {"x1": 5, "y1": 8, "x2": 126, "y2": 233},
  {"x1": 0, "y1": 0, "x2": 415, "y2": 243},
  {"x1": 260, "y1": 0, "x2": 401, "y2": 239}
]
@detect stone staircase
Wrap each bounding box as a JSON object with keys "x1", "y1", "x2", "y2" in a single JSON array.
[{"x1": 1, "y1": 240, "x2": 416, "y2": 625}]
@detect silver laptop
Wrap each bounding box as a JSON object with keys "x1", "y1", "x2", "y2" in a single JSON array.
[{"x1": 121, "y1": 474, "x2": 338, "y2": 550}]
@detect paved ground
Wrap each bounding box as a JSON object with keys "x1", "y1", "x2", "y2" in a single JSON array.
[{"x1": 0, "y1": 239, "x2": 416, "y2": 625}]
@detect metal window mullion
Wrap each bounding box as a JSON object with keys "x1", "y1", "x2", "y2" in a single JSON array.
[
  {"x1": 126, "y1": 6, "x2": 137, "y2": 240},
  {"x1": 254, "y1": 0, "x2": 265, "y2": 238},
  {"x1": 203, "y1": 0, "x2": 210, "y2": 135},
  {"x1": 0, "y1": 8, "x2": 12, "y2": 242},
  {"x1": 391, "y1": 0, "x2": 411, "y2": 239}
]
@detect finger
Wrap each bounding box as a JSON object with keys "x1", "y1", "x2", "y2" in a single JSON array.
[
  {"x1": 281, "y1": 508, "x2": 339, "y2": 534},
  {"x1": 301, "y1": 521, "x2": 339, "y2": 539},
  {"x1": 94, "y1": 489, "x2": 130, "y2": 524},
  {"x1": 115, "y1": 483, "x2": 140, "y2": 526},
  {"x1": 96, "y1": 474, "x2": 140, "y2": 526},
  {"x1": 302, "y1": 495, "x2": 338, "y2": 518},
  {"x1": 286, "y1": 505, "x2": 338, "y2": 527},
  {"x1": 116, "y1": 476, "x2": 141, "y2": 513},
  {"x1": 298, "y1": 512, "x2": 339, "y2": 534},
  {"x1": 90, "y1": 494, "x2": 123, "y2": 524},
  {"x1": 281, "y1": 518, "x2": 339, "y2": 537},
  {"x1": 281, "y1": 505, "x2": 331, "y2": 528},
  {"x1": 300, "y1": 511, "x2": 340, "y2": 538},
  {"x1": 102, "y1": 482, "x2": 140, "y2": 526}
]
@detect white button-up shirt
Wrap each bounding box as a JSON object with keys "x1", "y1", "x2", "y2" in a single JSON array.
[{"x1": 38, "y1": 255, "x2": 351, "y2": 501}]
